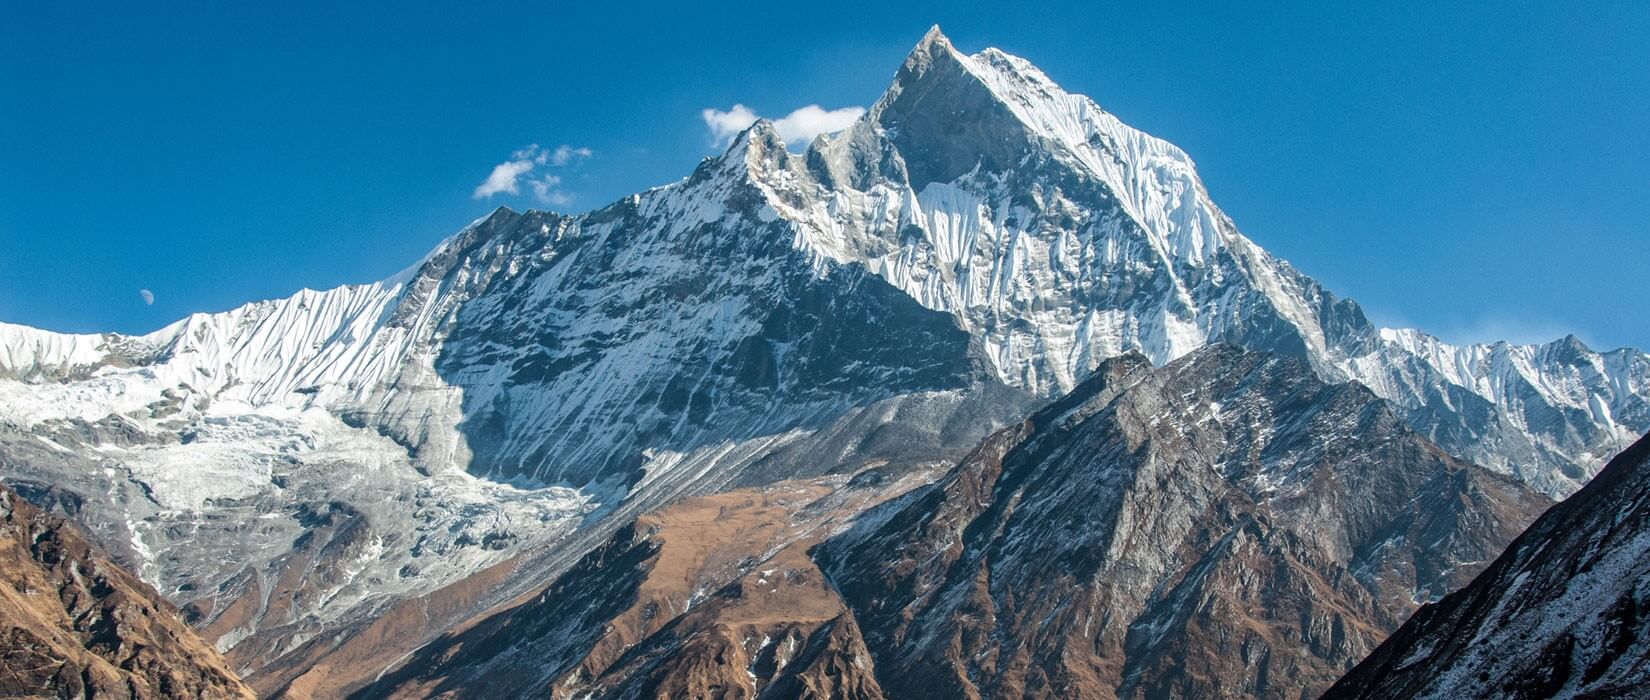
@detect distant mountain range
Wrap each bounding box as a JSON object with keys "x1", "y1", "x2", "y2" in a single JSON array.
[{"x1": 1, "y1": 26, "x2": 1645, "y2": 698}]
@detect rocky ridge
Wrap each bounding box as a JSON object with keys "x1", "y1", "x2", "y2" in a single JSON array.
[
  {"x1": 1323, "y1": 431, "x2": 1650, "y2": 699},
  {"x1": 815, "y1": 345, "x2": 1552, "y2": 699},
  {"x1": 0, "y1": 482, "x2": 254, "y2": 699}
]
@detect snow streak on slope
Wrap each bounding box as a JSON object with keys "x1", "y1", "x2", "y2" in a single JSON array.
[{"x1": 2, "y1": 280, "x2": 407, "y2": 412}]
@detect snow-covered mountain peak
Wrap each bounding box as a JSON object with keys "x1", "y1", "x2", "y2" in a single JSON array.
[
  {"x1": 752, "y1": 31, "x2": 1309, "y2": 393},
  {"x1": 756, "y1": 29, "x2": 1648, "y2": 492},
  {"x1": 0, "y1": 26, "x2": 1647, "y2": 682},
  {"x1": 899, "y1": 24, "x2": 959, "y2": 73},
  {"x1": 792, "y1": 30, "x2": 1232, "y2": 301}
]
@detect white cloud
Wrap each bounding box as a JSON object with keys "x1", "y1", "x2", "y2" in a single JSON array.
[
  {"x1": 473, "y1": 144, "x2": 592, "y2": 206},
  {"x1": 772, "y1": 105, "x2": 865, "y2": 145},
  {"x1": 473, "y1": 158, "x2": 536, "y2": 198},
  {"x1": 702, "y1": 104, "x2": 761, "y2": 145},
  {"x1": 139, "y1": 289, "x2": 155, "y2": 306},
  {"x1": 701, "y1": 103, "x2": 865, "y2": 148},
  {"x1": 550, "y1": 144, "x2": 593, "y2": 166},
  {"x1": 529, "y1": 175, "x2": 572, "y2": 206}
]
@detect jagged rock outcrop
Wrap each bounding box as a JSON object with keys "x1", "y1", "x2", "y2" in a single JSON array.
[
  {"x1": 1322, "y1": 432, "x2": 1650, "y2": 700},
  {"x1": 0, "y1": 483, "x2": 254, "y2": 699},
  {"x1": 816, "y1": 346, "x2": 1552, "y2": 699}
]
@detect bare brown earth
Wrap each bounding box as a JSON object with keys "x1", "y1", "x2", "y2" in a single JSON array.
[
  {"x1": 187, "y1": 500, "x2": 380, "y2": 672},
  {"x1": 356, "y1": 468, "x2": 929, "y2": 699},
  {"x1": 253, "y1": 553, "x2": 526, "y2": 699},
  {"x1": 0, "y1": 483, "x2": 254, "y2": 699}
]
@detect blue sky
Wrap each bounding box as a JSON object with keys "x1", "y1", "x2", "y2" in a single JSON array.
[{"x1": 2, "y1": 2, "x2": 1647, "y2": 350}]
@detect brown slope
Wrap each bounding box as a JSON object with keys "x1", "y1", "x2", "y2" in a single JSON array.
[
  {"x1": 254, "y1": 552, "x2": 527, "y2": 699},
  {"x1": 1322, "y1": 431, "x2": 1650, "y2": 699},
  {"x1": 352, "y1": 468, "x2": 925, "y2": 699},
  {"x1": 0, "y1": 483, "x2": 254, "y2": 699}
]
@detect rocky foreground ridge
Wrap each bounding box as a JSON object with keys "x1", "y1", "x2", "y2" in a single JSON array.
[
  {"x1": 0, "y1": 482, "x2": 254, "y2": 699},
  {"x1": 1324, "y1": 431, "x2": 1650, "y2": 699}
]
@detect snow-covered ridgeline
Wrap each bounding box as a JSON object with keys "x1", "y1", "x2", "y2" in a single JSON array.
[
  {"x1": 0, "y1": 279, "x2": 411, "y2": 413},
  {"x1": 161, "y1": 281, "x2": 416, "y2": 404},
  {"x1": 0, "y1": 320, "x2": 174, "y2": 382},
  {"x1": 0, "y1": 202, "x2": 520, "y2": 417},
  {"x1": 1359, "y1": 328, "x2": 1647, "y2": 444},
  {"x1": 1376, "y1": 327, "x2": 1644, "y2": 418}
]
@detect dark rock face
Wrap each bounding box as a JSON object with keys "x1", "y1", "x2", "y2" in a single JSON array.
[
  {"x1": 0, "y1": 483, "x2": 254, "y2": 699},
  {"x1": 817, "y1": 346, "x2": 1550, "y2": 699},
  {"x1": 1322, "y1": 432, "x2": 1650, "y2": 700},
  {"x1": 875, "y1": 26, "x2": 1037, "y2": 190},
  {"x1": 358, "y1": 521, "x2": 661, "y2": 699}
]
